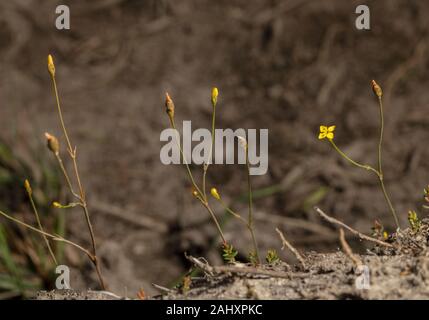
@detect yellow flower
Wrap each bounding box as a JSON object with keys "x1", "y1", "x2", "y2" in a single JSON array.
[{"x1": 318, "y1": 125, "x2": 335, "y2": 140}]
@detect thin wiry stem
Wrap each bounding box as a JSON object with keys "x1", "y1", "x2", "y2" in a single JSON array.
[
  {"x1": 55, "y1": 153, "x2": 80, "y2": 200},
  {"x1": 170, "y1": 118, "x2": 203, "y2": 196},
  {"x1": 49, "y1": 73, "x2": 105, "y2": 290},
  {"x1": 377, "y1": 97, "x2": 400, "y2": 229},
  {"x1": 201, "y1": 202, "x2": 227, "y2": 244},
  {"x1": 326, "y1": 94, "x2": 400, "y2": 229},
  {"x1": 202, "y1": 102, "x2": 217, "y2": 200},
  {"x1": 27, "y1": 192, "x2": 57, "y2": 265},
  {"x1": 169, "y1": 118, "x2": 226, "y2": 243},
  {"x1": 245, "y1": 148, "x2": 260, "y2": 264},
  {"x1": 329, "y1": 139, "x2": 379, "y2": 176},
  {"x1": 218, "y1": 198, "x2": 261, "y2": 262},
  {"x1": 0, "y1": 210, "x2": 94, "y2": 261},
  {"x1": 218, "y1": 199, "x2": 247, "y2": 224}
]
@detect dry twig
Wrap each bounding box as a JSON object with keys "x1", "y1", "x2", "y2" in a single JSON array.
[
  {"x1": 275, "y1": 227, "x2": 306, "y2": 270},
  {"x1": 339, "y1": 228, "x2": 363, "y2": 267},
  {"x1": 186, "y1": 255, "x2": 302, "y2": 279},
  {"x1": 314, "y1": 207, "x2": 394, "y2": 248}
]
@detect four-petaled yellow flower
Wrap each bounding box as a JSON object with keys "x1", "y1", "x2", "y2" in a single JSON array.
[{"x1": 318, "y1": 125, "x2": 335, "y2": 140}]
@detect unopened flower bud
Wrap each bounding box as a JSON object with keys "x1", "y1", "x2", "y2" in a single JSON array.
[
  {"x1": 211, "y1": 87, "x2": 218, "y2": 107},
  {"x1": 210, "y1": 188, "x2": 221, "y2": 201},
  {"x1": 24, "y1": 179, "x2": 32, "y2": 195},
  {"x1": 52, "y1": 201, "x2": 62, "y2": 208},
  {"x1": 45, "y1": 132, "x2": 59, "y2": 155},
  {"x1": 165, "y1": 92, "x2": 175, "y2": 121},
  {"x1": 48, "y1": 54, "x2": 56, "y2": 77},
  {"x1": 371, "y1": 80, "x2": 382, "y2": 98}
]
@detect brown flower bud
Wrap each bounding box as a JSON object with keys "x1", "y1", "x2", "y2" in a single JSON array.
[
  {"x1": 165, "y1": 92, "x2": 175, "y2": 121},
  {"x1": 371, "y1": 80, "x2": 383, "y2": 98},
  {"x1": 45, "y1": 132, "x2": 60, "y2": 155}
]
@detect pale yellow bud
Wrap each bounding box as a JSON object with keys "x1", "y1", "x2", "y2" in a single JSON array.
[
  {"x1": 45, "y1": 132, "x2": 60, "y2": 155},
  {"x1": 48, "y1": 54, "x2": 56, "y2": 77},
  {"x1": 371, "y1": 80, "x2": 382, "y2": 98},
  {"x1": 24, "y1": 179, "x2": 32, "y2": 195},
  {"x1": 210, "y1": 187, "x2": 221, "y2": 201},
  {"x1": 52, "y1": 201, "x2": 62, "y2": 208},
  {"x1": 211, "y1": 87, "x2": 218, "y2": 107}
]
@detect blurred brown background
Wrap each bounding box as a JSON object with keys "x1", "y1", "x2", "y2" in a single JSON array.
[{"x1": 1, "y1": 0, "x2": 429, "y2": 296}]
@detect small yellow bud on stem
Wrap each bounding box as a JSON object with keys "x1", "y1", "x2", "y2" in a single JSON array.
[
  {"x1": 211, "y1": 87, "x2": 218, "y2": 107},
  {"x1": 371, "y1": 80, "x2": 383, "y2": 98},
  {"x1": 210, "y1": 187, "x2": 221, "y2": 201},
  {"x1": 24, "y1": 179, "x2": 32, "y2": 195},
  {"x1": 45, "y1": 132, "x2": 60, "y2": 155},
  {"x1": 52, "y1": 201, "x2": 62, "y2": 208},
  {"x1": 48, "y1": 54, "x2": 56, "y2": 77}
]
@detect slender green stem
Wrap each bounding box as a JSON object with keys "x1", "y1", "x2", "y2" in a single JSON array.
[
  {"x1": 55, "y1": 153, "x2": 80, "y2": 200},
  {"x1": 202, "y1": 104, "x2": 217, "y2": 200},
  {"x1": 169, "y1": 118, "x2": 226, "y2": 243},
  {"x1": 0, "y1": 210, "x2": 94, "y2": 261},
  {"x1": 50, "y1": 74, "x2": 105, "y2": 289},
  {"x1": 327, "y1": 95, "x2": 400, "y2": 229},
  {"x1": 170, "y1": 119, "x2": 203, "y2": 196},
  {"x1": 218, "y1": 199, "x2": 247, "y2": 224},
  {"x1": 377, "y1": 97, "x2": 400, "y2": 229},
  {"x1": 27, "y1": 193, "x2": 57, "y2": 265},
  {"x1": 201, "y1": 202, "x2": 227, "y2": 244},
  {"x1": 377, "y1": 97, "x2": 384, "y2": 175},
  {"x1": 245, "y1": 149, "x2": 260, "y2": 264},
  {"x1": 329, "y1": 139, "x2": 379, "y2": 176},
  {"x1": 51, "y1": 76, "x2": 73, "y2": 155},
  {"x1": 379, "y1": 179, "x2": 400, "y2": 228}
]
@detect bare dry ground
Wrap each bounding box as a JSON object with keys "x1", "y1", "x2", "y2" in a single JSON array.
[
  {"x1": 1, "y1": 0, "x2": 429, "y2": 297},
  {"x1": 37, "y1": 218, "x2": 429, "y2": 299}
]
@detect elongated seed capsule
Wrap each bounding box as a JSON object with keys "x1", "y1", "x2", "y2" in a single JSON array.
[
  {"x1": 371, "y1": 80, "x2": 382, "y2": 98},
  {"x1": 45, "y1": 132, "x2": 60, "y2": 155},
  {"x1": 48, "y1": 54, "x2": 56, "y2": 77},
  {"x1": 211, "y1": 87, "x2": 218, "y2": 107},
  {"x1": 210, "y1": 187, "x2": 221, "y2": 200}
]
